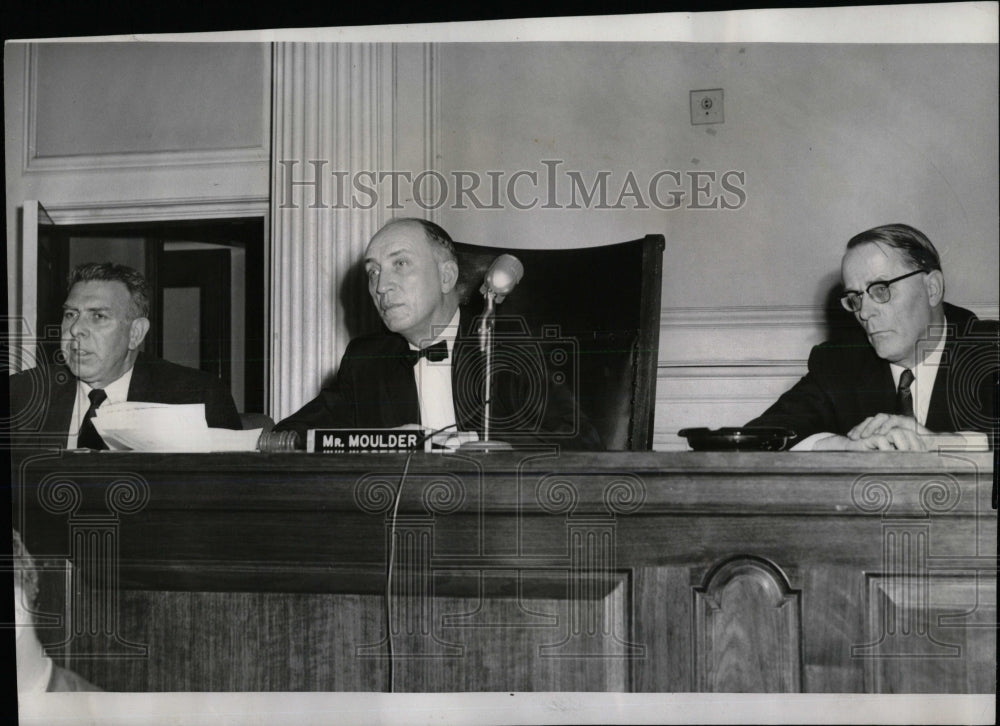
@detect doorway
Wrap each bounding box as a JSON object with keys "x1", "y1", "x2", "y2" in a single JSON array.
[{"x1": 35, "y1": 217, "x2": 266, "y2": 414}]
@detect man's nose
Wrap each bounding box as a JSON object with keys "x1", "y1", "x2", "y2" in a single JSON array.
[
  {"x1": 66, "y1": 317, "x2": 86, "y2": 336},
  {"x1": 856, "y1": 293, "x2": 877, "y2": 321},
  {"x1": 375, "y1": 272, "x2": 394, "y2": 294}
]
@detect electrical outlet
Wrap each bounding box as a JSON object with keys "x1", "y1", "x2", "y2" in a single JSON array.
[{"x1": 690, "y1": 89, "x2": 724, "y2": 125}]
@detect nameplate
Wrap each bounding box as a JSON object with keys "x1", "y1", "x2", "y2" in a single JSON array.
[{"x1": 308, "y1": 429, "x2": 423, "y2": 453}]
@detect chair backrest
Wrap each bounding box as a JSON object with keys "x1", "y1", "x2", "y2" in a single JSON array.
[{"x1": 453, "y1": 234, "x2": 665, "y2": 450}]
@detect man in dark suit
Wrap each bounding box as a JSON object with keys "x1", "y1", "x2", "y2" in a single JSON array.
[
  {"x1": 274, "y1": 218, "x2": 601, "y2": 449},
  {"x1": 8, "y1": 262, "x2": 241, "y2": 449},
  {"x1": 748, "y1": 223, "x2": 998, "y2": 451}
]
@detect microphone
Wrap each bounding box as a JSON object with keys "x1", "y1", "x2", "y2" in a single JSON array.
[
  {"x1": 480, "y1": 254, "x2": 524, "y2": 303},
  {"x1": 471, "y1": 254, "x2": 522, "y2": 452}
]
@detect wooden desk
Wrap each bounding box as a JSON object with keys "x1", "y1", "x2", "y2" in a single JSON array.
[{"x1": 12, "y1": 450, "x2": 996, "y2": 692}]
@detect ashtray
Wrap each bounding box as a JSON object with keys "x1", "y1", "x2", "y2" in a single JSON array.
[{"x1": 677, "y1": 427, "x2": 795, "y2": 452}]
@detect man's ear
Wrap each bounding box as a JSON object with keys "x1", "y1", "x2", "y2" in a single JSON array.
[
  {"x1": 439, "y1": 259, "x2": 459, "y2": 293},
  {"x1": 128, "y1": 317, "x2": 150, "y2": 350},
  {"x1": 924, "y1": 269, "x2": 945, "y2": 307}
]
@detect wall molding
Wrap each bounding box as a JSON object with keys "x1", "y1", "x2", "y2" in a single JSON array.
[
  {"x1": 658, "y1": 302, "x2": 1000, "y2": 367},
  {"x1": 41, "y1": 196, "x2": 269, "y2": 225},
  {"x1": 24, "y1": 150, "x2": 270, "y2": 174},
  {"x1": 661, "y1": 302, "x2": 1000, "y2": 333},
  {"x1": 660, "y1": 305, "x2": 827, "y2": 329},
  {"x1": 659, "y1": 360, "x2": 807, "y2": 370}
]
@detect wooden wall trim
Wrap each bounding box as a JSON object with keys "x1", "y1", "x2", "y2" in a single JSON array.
[{"x1": 38, "y1": 197, "x2": 269, "y2": 225}]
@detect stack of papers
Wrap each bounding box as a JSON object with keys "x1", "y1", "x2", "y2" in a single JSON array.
[{"x1": 91, "y1": 402, "x2": 263, "y2": 452}]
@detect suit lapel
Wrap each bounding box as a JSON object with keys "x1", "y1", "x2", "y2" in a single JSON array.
[
  {"x1": 125, "y1": 356, "x2": 151, "y2": 401},
  {"x1": 925, "y1": 324, "x2": 957, "y2": 431},
  {"x1": 379, "y1": 336, "x2": 421, "y2": 427},
  {"x1": 857, "y1": 356, "x2": 897, "y2": 420},
  {"x1": 43, "y1": 366, "x2": 77, "y2": 439}
]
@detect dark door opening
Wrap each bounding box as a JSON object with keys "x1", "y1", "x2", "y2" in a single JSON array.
[{"x1": 35, "y1": 218, "x2": 266, "y2": 414}]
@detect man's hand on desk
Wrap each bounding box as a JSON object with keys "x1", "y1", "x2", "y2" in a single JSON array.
[
  {"x1": 841, "y1": 414, "x2": 930, "y2": 451},
  {"x1": 847, "y1": 414, "x2": 931, "y2": 443},
  {"x1": 812, "y1": 431, "x2": 927, "y2": 451},
  {"x1": 806, "y1": 414, "x2": 989, "y2": 452}
]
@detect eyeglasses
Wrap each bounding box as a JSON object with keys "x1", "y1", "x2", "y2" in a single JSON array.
[{"x1": 839, "y1": 269, "x2": 927, "y2": 312}]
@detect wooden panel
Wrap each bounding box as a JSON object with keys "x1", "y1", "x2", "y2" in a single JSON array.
[
  {"x1": 66, "y1": 587, "x2": 632, "y2": 692},
  {"x1": 798, "y1": 564, "x2": 866, "y2": 693},
  {"x1": 693, "y1": 557, "x2": 801, "y2": 692},
  {"x1": 70, "y1": 592, "x2": 386, "y2": 691},
  {"x1": 13, "y1": 451, "x2": 995, "y2": 693},
  {"x1": 860, "y1": 574, "x2": 997, "y2": 693},
  {"x1": 632, "y1": 566, "x2": 694, "y2": 692}
]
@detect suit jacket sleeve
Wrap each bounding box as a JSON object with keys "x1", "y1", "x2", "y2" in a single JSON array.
[
  {"x1": 745, "y1": 344, "x2": 852, "y2": 448},
  {"x1": 272, "y1": 336, "x2": 420, "y2": 438},
  {"x1": 202, "y1": 379, "x2": 242, "y2": 429},
  {"x1": 271, "y1": 363, "x2": 359, "y2": 438}
]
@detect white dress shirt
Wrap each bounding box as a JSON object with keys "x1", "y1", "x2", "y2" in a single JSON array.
[
  {"x1": 67, "y1": 366, "x2": 134, "y2": 448},
  {"x1": 887, "y1": 327, "x2": 946, "y2": 427},
  {"x1": 411, "y1": 309, "x2": 460, "y2": 434}
]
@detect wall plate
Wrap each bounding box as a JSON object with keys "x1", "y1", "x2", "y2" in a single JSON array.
[{"x1": 690, "y1": 89, "x2": 724, "y2": 125}]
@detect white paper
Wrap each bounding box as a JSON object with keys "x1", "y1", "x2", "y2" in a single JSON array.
[{"x1": 92, "y1": 402, "x2": 262, "y2": 452}]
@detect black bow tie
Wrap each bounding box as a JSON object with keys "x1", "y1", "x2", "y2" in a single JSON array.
[{"x1": 406, "y1": 340, "x2": 449, "y2": 366}]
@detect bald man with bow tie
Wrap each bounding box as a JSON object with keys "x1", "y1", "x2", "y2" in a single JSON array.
[{"x1": 274, "y1": 218, "x2": 602, "y2": 450}]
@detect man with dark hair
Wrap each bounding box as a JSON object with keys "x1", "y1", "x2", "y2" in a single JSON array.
[
  {"x1": 274, "y1": 218, "x2": 601, "y2": 449},
  {"x1": 748, "y1": 223, "x2": 998, "y2": 451},
  {"x1": 8, "y1": 262, "x2": 241, "y2": 449}
]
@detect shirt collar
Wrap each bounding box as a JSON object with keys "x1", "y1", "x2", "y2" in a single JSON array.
[
  {"x1": 409, "y1": 308, "x2": 461, "y2": 356},
  {"x1": 888, "y1": 316, "x2": 948, "y2": 387},
  {"x1": 79, "y1": 364, "x2": 135, "y2": 404}
]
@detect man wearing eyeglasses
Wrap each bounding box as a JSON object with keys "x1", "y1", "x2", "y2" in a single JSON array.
[{"x1": 747, "y1": 223, "x2": 997, "y2": 451}]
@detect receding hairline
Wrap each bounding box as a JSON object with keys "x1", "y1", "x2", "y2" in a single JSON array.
[
  {"x1": 366, "y1": 218, "x2": 456, "y2": 264},
  {"x1": 843, "y1": 223, "x2": 942, "y2": 273}
]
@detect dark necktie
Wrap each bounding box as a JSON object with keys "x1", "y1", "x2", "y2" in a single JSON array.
[
  {"x1": 896, "y1": 368, "x2": 915, "y2": 418},
  {"x1": 406, "y1": 340, "x2": 448, "y2": 366},
  {"x1": 77, "y1": 389, "x2": 108, "y2": 450}
]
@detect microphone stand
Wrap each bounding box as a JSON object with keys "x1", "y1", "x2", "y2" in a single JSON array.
[{"x1": 461, "y1": 290, "x2": 513, "y2": 452}]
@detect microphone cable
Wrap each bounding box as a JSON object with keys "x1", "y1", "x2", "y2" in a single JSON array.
[{"x1": 383, "y1": 422, "x2": 458, "y2": 692}]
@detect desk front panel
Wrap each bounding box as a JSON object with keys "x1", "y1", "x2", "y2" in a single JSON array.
[{"x1": 12, "y1": 451, "x2": 996, "y2": 692}]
